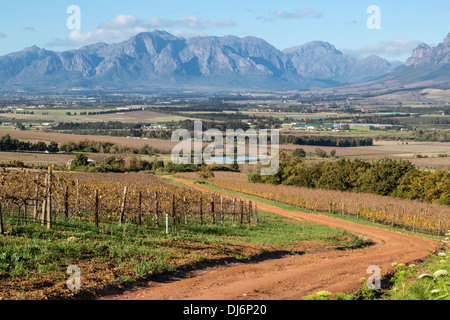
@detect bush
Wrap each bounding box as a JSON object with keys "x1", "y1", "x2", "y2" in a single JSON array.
[
  {"x1": 71, "y1": 154, "x2": 89, "y2": 170},
  {"x1": 247, "y1": 172, "x2": 263, "y2": 183},
  {"x1": 292, "y1": 148, "x2": 306, "y2": 158},
  {"x1": 438, "y1": 198, "x2": 450, "y2": 206},
  {"x1": 315, "y1": 148, "x2": 328, "y2": 158},
  {"x1": 165, "y1": 162, "x2": 199, "y2": 173}
]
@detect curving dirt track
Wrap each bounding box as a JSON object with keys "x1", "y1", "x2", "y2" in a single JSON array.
[{"x1": 104, "y1": 177, "x2": 440, "y2": 300}]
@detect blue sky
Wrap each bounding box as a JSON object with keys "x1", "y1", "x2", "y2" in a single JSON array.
[{"x1": 0, "y1": 0, "x2": 449, "y2": 62}]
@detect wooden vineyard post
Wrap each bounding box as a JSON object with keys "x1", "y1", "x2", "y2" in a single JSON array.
[
  {"x1": 154, "y1": 191, "x2": 159, "y2": 227},
  {"x1": 232, "y1": 198, "x2": 236, "y2": 225},
  {"x1": 40, "y1": 171, "x2": 49, "y2": 226},
  {"x1": 24, "y1": 203, "x2": 27, "y2": 225},
  {"x1": 254, "y1": 202, "x2": 258, "y2": 224},
  {"x1": 64, "y1": 185, "x2": 69, "y2": 221},
  {"x1": 199, "y1": 196, "x2": 203, "y2": 225},
  {"x1": 76, "y1": 179, "x2": 81, "y2": 221},
  {"x1": 46, "y1": 167, "x2": 52, "y2": 230},
  {"x1": 172, "y1": 194, "x2": 176, "y2": 226},
  {"x1": 138, "y1": 191, "x2": 142, "y2": 227},
  {"x1": 41, "y1": 197, "x2": 47, "y2": 226},
  {"x1": 248, "y1": 201, "x2": 252, "y2": 224},
  {"x1": 0, "y1": 203, "x2": 3, "y2": 235},
  {"x1": 184, "y1": 196, "x2": 188, "y2": 225},
  {"x1": 240, "y1": 200, "x2": 244, "y2": 225},
  {"x1": 165, "y1": 214, "x2": 169, "y2": 234},
  {"x1": 220, "y1": 196, "x2": 224, "y2": 225},
  {"x1": 94, "y1": 190, "x2": 99, "y2": 228},
  {"x1": 17, "y1": 205, "x2": 21, "y2": 225},
  {"x1": 210, "y1": 197, "x2": 215, "y2": 225},
  {"x1": 33, "y1": 174, "x2": 39, "y2": 220},
  {"x1": 119, "y1": 186, "x2": 128, "y2": 225}
]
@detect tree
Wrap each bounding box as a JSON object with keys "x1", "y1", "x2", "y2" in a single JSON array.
[
  {"x1": 292, "y1": 148, "x2": 306, "y2": 158},
  {"x1": 230, "y1": 160, "x2": 240, "y2": 172},
  {"x1": 47, "y1": 141, "x2": 59, "y2": 153},
  {"x1": 315, "y1": 148, "x2": 328, "y2": 158},
  {"x1": 197, "y1": 165, "x2": 215, "y2": 182},
  {"x1": 71, "y1": 154, "x2": 89, "y2": 170}
]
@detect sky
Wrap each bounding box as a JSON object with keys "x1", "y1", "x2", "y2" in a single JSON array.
[{"x1": 0, "y1": 0, "x2": 449, "y2": 62}]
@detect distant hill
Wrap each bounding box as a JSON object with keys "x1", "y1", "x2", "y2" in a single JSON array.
[
  {"x1": 283, "y1": 41, "x2": 403, "y2": 84},
  {"x1": 378, "y1": 33, "x2": 450, "y2": 88},
  {"x1": 2, "y1": 30, "x2": 439, "y2": 92}
]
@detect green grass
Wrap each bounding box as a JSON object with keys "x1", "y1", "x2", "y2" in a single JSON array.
[
  {"x1": 347, "y1": 128, "x2": 409, "y2": 135},
  {"x1": 382, "y1": 250, "x2": 450, "y2": 300}
]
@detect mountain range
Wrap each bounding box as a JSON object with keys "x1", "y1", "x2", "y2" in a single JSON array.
[{"x1": 0, "y1": 30, "x2": 449, "y2": 92}]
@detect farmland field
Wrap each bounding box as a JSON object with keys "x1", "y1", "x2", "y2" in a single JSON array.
[
  {"x1": 280, "y1": 140, "x2": 450, "y2": 169},
  {"x1": 0, "y1": 128, "x2": 179, "y2": 153},
  {"x1": 0, "y1": 108, "x2": 190, "y2": 123}
]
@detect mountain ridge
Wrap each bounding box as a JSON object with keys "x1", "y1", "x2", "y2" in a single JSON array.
[{"x1": 1, "y1": 30, "x2": 448, "y2": 92}]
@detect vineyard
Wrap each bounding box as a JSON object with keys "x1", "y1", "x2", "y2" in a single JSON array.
[
  {"x1": 175, "y1": 172, "x2": 450, "y2": 236},
  {"x1": 0, "y1": 169, "x2": 258, "y2": 234}
]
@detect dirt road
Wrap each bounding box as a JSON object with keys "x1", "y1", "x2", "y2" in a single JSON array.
[{"x1": 104, "y1": 177, "x2": 440, "y2": 300}]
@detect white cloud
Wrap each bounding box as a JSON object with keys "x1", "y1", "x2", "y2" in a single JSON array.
[
  {"x1": 146, "y1": 15, "x2": 236, "y2": 29},
  {"x1": 48, "y1": 14, "x2": 236, "y2": 48},
  {"x1": 65, "y1": 27, "x2": 148, "y2": 46},
  {"x1": 99, "y1": 14, "x2": 141, "y2": 30},
  {"x1": 171, "y1": 29, "x2": 207, "y2": 39},
  {"x1": 342, "y1": 39, "x2": 421, "y2": 59},
  {"x1": 274, "y1": 9, "x2": 323, "y2": 19},
  {"x1": 256, "y1": 8, "x2": 322, "y2": 23}
]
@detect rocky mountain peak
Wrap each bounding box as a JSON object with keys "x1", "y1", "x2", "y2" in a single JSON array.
[
  {"x1": 442, "y1": 32, "x2": 450, "y2": 46},
  {"x1": 406, "y1": 33, "x2": 450, "y2": 66}
]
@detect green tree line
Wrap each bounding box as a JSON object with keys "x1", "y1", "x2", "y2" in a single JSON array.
[
  {"x1": 279, "y1": 135, "x2": 374, "y2": 147},
  {"x1": 59, "y1": 139, "x2": 159, "y2": 155},
  {"x1": 0, "y1": 134, "x2": 58, "y2": 153},
  {"x1": 248, "y1": 153, "x2": 450, "y2": 205}
]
